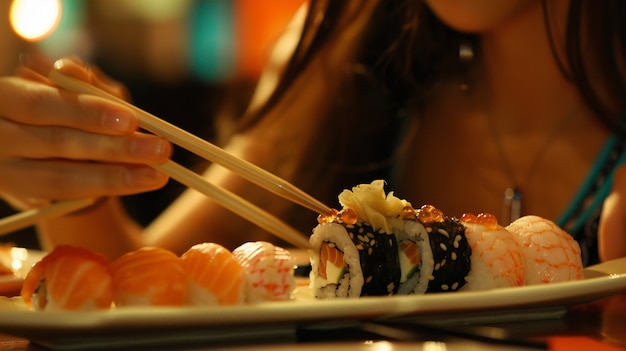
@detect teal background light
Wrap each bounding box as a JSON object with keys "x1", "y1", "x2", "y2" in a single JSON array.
[{"x1": 189, "y1": 0, "x2": 235, "y2": 82}]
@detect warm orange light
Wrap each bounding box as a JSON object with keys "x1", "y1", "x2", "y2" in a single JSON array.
[{"x1": 10, "y1": 0, "x2": 62, "y2": 42}]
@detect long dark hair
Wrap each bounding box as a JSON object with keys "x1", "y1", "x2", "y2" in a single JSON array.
[
  {"x1": 243, "y1": 0, "x2": 626, "y2": 128},
  {"x1": 225, "y1": 0, "x2": 626, "y2": 224}
]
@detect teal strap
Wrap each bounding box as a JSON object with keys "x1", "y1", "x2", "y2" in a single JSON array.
[{"x1": 556, "y1": 135, "x2": 626, "y2": 232}]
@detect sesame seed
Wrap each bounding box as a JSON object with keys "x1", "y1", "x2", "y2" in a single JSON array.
[
  {"x1": 437, "y1": 228, "x2": 449, "y2": 237},
  {"x1": 356, "y1": 244, "x2": 364, "y2": 250},
  {"x1": 451, "y1": 252, "x2": 457, "y2": 260},
  {"x1": 357, "y1": 235, "x2": 366, "y2": 242},
  {"x1": 439, "y1": 243, "x2": 447, "y2": 251},
  {"x1": 370, "y1": 239, "x2": 376, "y2": 246},
  {"x1": 426, "y1": 227, "x2": 433, "y2": 233},
  {"x1": 441, "y1": 284, "x2": 449, "y2": 291},
  {"x1": 428, "y1": 275, "x2": 435, "y2": 280},
  {"x1": 366, "y1": 276, "x2": 373, "y2": 283},
  {"x1": 451, "y1": 282, "x2": 459, "y2": 290},
  {"x1": 358, "y1": 228, "x2": 365, "y2": 234},
  {"x1": 440, "y1": 259, "x2": 446, "y2": 267},
  {"x1": 368, "y1": 248, "x2": 373, "y2": 255},
  {"x1": 434, "y1": 263, "x2": 440, "y2": 271}
]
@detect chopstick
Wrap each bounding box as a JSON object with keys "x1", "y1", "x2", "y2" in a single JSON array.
[
  {"x1": 0, "y1": 198, "x2": 95, "y2": 237},
  {"x1": 44, "y1": 69, "x2": 320, "y2": 249},
  {"x1": 49, "y1": 69, "x2": 331, "y2": 216},
  {"x1": 155, "y1": 161, "x2": 311, "y2": 248}
]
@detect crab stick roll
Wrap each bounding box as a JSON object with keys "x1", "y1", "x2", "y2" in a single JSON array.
[
  {"x1": 21, "y1": 245, "x2": 113, "y2": 311},
  {"x1": 506, "y1": 215, "x2": 583, "y2": 284},
  {"x1": 460, "y1": 213, "x2": 525, "y2": 290},
  {"x1": 110, "y1": 247, "x2": 187, "y2": 307},
  {"x1": 179, "y1": 242, "x2": 245, "y2": 306},
  {"x1": 232, "y1": 241, "x2": 296, "y2": 302}
]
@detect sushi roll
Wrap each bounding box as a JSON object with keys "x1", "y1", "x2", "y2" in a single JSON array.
[
  {"x1": 385, "y1": 217, "x2": 433, "y2": 295},
  {"x1": 20, "y1": 245, "x2": 113, "y2": 311},
  {"x1": 310, "y1": 219, "x2": 400, "y2": 298},
  {"x1": 415, "y1": 205, "x2": 472, "y2": 293},
  {"x1": 460, "y1": 213, "x2": 525, "y2": 290},
  {"x1": 506, "y1": 215, "x2": 583, "y2": 284},
  {"x1": 110, "y1": 247, "x2": 187, "y2": 307},
  {"x1": 310, "y1": 180, "x2": 473, "y2": 298},
  {"x1": 232, "y1": 241, "x2": 296, "y2": 302},
  {"x1": 310, "y1": 181, "x2": 406, "y2": 298},
  {"x1": 179, "y1": 242, "x2": 246, "y2": 306}
]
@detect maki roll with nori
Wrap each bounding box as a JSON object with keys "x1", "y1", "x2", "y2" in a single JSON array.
[
  {"x1": 416, "y1": 205, "x2": 472, "y2": 292},
  {"x1": 309, "y1": 180, "x2": 472, "y2": 298},
  {"x1": 310, "y1": 220, "x2": 400, "y2": 298}
]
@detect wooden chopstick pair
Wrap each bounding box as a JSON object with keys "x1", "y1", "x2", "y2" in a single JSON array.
[{"x1": 0, "y1": 69, "x2": 331, "y2": 249}]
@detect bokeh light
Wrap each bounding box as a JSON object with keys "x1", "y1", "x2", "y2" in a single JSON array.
[{"x1": 10, "y1": 0, "x2": 61, "y2": 42}]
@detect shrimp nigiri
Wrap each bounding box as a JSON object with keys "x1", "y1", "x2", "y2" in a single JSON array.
[
  {"x1": 110, "y1": 247, "x2": 187, "y2": 306},
  {"x1": 506, "y1": 215, "x2": 583, "y2": 284},
  {"x1": 21, "y1": 245, "x2": 113, "y2": 311},
  {"x1": 460, "y1": 213, "x2": 525, "y2": 290},
  {"x1": 233, "y1": 241, "x2": 296, "y2": 302},
  {"x1": 179, "y1": 242, "x2": 245, "y2": 306}
]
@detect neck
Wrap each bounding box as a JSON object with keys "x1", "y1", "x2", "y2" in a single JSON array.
[{"x1": 477, "y1": 1, "x2": 589, "y2": 133}]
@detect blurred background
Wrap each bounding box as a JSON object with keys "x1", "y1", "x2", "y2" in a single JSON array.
[{"x1": 0, "y1": 0, "x2": 304, "y2": 249}]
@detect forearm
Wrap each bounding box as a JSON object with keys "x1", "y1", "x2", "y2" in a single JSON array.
[{"x1": 36, "y1": 197, "x2": 144, "y2": 260}]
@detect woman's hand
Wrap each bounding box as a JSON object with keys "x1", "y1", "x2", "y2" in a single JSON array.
[
  {"x1": 599, "y1": 164, "x2": 626, "y2": 261},
  {"x1": 0, "y1": 55, "x2": 171, "y2": 210}
]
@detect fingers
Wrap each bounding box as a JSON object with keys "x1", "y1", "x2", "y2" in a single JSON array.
[
  {"x1": 0, "y1": 55, "x2": 173, "y2": 208},
  {"x1": 0, "y1": 76, "x2": 139, "y2": 135},
  {"x1": 0, "y1": 119, "x2": 171, "y2": 163},
  {"x1": 0, "y1": 159, "x2": 169, "y2": 202},
  {"x1": 14, "y1": 50, "x2": 53, "y2": 83},
  {"x1": 53, "y1": 58, "x2": 131, "y2": 101}
]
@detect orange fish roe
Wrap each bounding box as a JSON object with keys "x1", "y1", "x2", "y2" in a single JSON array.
[
  {"x1": 460, "y1": 212, "x2": 498, "y2": 230},
  {"x1": 416, "y1": 204, "x2": 445, "y2": 224},
  {"x1": 337, "y1": 208, "x2": 358, "y2": 225},
  {"x1": 317, "y1": 208, "x2": 339, "y2": 224},
  {"x1": 317, "y1": 208, "x2": 359, "y2": 225},
  {"x1": 401, "y1": 205, "x2": 417, "y2": 220}
]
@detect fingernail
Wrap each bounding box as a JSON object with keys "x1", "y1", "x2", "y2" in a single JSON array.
[
  {"x1": 130, "y1": 138, "x2": 170, "y2": 161},
  {"x1": 125, "y1": 168, "x2": 167, "y2": 188},
  {"x1": 101, "y1": 109, "x2": 136, "y2": 132}
]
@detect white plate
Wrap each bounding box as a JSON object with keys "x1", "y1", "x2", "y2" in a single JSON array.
[
  {"x1": 0, "y1": 257, "x2": 625, "y2": 350},
  {"x1": 0, "y1": 247, "x2": 45, "y2": 295}
]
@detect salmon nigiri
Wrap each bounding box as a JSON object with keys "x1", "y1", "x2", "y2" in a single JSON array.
[
  {"x1": 20, "y1": 245, "x2": 113, "y2": 311},
  {"x1": 110, "y1": 247, "x2": 187, "y2": 307},
  {"x1": 232, "y1": 241, "x2": 296, "y2": 303},
  {"x1": 179, "y1": 242, "x2": 245, "y2": 306}
]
